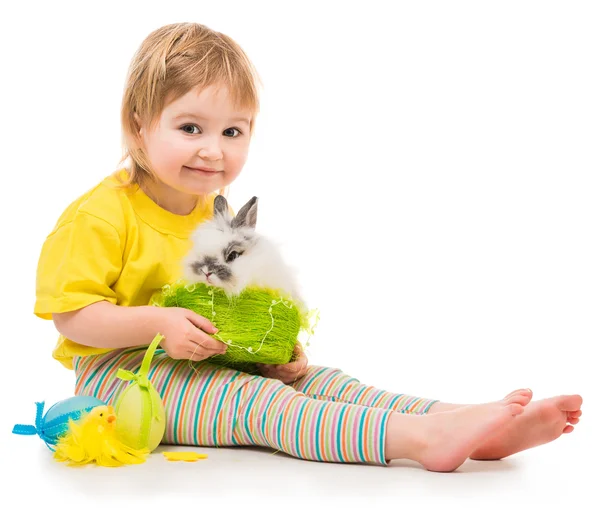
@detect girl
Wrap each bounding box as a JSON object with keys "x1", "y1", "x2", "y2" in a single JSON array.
[{"x1": 35, "y1": 22, "x2": 582, "y2": 471}]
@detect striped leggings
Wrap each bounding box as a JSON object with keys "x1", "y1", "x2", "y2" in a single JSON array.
[{"x1": 74, "y1": 348, "x2": 438, "y2": 466}]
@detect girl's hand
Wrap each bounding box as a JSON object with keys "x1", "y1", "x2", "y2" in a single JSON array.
[
  {"x1": 256, "y1": 343, "x2": 308, "y2": 384},
  {"x1": 155, "y1": 307, "x2": 227, "y2": 361}
]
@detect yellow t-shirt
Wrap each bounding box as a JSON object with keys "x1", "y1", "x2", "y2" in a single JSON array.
[{"x1": 35, "y1": 170, "x2": 220, "y2": 369}]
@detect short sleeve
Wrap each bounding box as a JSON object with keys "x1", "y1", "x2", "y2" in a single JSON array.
[{"x1": 34, "y1": 212, "x2": 123, "y2": 320}]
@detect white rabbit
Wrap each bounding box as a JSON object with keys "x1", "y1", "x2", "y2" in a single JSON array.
[{"x1": 183, "y1": 195, "x2": 306, "y2": 310}]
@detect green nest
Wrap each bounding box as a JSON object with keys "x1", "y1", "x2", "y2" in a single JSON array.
[{"x1": 150, "y1": 281, "x2": 319, "y2": 374}]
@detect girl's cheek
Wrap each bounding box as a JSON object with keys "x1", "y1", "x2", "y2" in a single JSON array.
[{"x1": 154, "y1": 149, "x2": 180, "y2": 169}]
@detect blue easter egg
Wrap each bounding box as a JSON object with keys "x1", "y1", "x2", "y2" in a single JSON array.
[
  {"x1": 42, "y1": 396, "x2": 106, "y2": 446},
  {"x1": 12, "y1": 396, "x2": 106, "y2": 449}
]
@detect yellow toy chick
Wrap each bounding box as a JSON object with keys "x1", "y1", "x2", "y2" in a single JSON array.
[{"x1": 54, "y1": 405, "x2": 149, "y2": 467}]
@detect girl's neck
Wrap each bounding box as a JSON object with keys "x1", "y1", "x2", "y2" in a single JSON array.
[{"x1": 140, "y1": 179, "x2": 198, "y2": 216}]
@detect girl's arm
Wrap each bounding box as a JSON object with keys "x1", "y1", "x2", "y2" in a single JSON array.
[
  {"x1": 52, "y1": 301, "x2": 161, "y2": 349},
  {"x1": 53, "y1": 300, "x2": 227, "y2": 359}
]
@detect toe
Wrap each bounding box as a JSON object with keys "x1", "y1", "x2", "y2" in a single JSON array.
[
  {"x1": 567, "y1": 416, "x2": 579, "y2": 425},
  {"x1": 508, "y1": 403, "x2": 525, "y2": 416},
  {"x1": 505, "y1": 390, "x2": 533, "y2": 407},
  {"x1": 505, "y1": 388, "x2": 532, "y2": 399},
  {"x1": 557, "y1": 394, "x2": 583, "y2": 412},
  {"x1": 563, "y1": 425, "x2": 575, "y2": 434}
]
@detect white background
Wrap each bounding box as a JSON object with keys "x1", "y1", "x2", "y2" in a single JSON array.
[{"x1": 0, "y1": 0, "x2": 598, "y2": 510}]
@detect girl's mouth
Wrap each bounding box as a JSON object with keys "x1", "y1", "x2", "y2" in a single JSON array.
[{"x1": 185, "y1": 166, "x2": 220, "y2": 176}]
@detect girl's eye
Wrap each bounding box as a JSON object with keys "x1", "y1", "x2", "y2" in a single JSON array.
[
  {"x1": 181, "y1": 124, "x2": 200, "y2": 134},
  {"x1": 224, "y1": 127, "x2": 242, "y2": 138},
  {"x1": 180, "y1": 125, "x2": 243, "y2": 137},
  {"x1": 226, "y1": 251, "x2": 242, "y2": 263}
]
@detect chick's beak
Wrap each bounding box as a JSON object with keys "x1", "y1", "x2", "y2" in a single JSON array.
[{"x1": 106, "y1": 414, "x2": 116, "y2": 424}]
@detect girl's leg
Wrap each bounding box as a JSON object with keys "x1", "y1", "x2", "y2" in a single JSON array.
[
  {"x1": 74, "y1": 350, "x2": 393, "y2": 465},
  {"x1": 287, "y1": 367, "x2": 583, "y2": 463},
  {"x1": 289, "y1": 365, "x2": 439, "y2": 414},
  {"x1": 76, "y1": 348, "x2": 271, "y2": 446},
  {"x1": 74, "y1": 352, "x2": 572, "y2": 470}
]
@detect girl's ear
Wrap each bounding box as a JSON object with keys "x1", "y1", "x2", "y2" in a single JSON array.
[{"x1": 133, "y1": 113, "x2": 143, "y2": 136}]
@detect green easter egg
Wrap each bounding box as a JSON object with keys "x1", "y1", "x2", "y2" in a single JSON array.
[
  {"x1": 115, "y1": 379, "x2": 165, "y2": 452},
  {"x1": 115, "y1": 334, "x2": 166, "y2": 452}
]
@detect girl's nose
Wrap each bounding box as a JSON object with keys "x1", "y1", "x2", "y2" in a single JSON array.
[{"x1": 197, "y1": 137, "x2": 223, "y2": 160}]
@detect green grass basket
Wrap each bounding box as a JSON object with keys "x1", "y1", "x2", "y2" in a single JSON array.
[{"x1": 150, "y1": 281, "x2": 319, "y2": 373}]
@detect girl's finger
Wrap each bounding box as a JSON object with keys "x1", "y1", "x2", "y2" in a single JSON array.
[
  {"x1": 187, "y1": 348, "x2": 209, "y2": 361},
  {"x1": 283, "y1": 364, "x2": 303, "y2": 373},
  {"x1": 188, "y1": 340, "x2": 220, "y2": 359},
  {"x1": 186, "y1": 310, "x2": 219, "y2": 334},
  {"x1": 189, "y1": 332, "x2": 227, "y2": 354},
  {"x1": 280, "y1": 357, "x2": 307, "y2": 372}
]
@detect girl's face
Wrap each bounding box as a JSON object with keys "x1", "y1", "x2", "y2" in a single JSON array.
[{"x1": 139, "y1": 84, "x2": 253, "y2": 214}]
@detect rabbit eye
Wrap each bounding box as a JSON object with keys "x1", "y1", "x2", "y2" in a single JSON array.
[{"x1": 226, "y1": 251, "x2": 242, "y2": 263}]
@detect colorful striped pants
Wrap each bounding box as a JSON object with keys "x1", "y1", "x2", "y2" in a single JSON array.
[{"x1": 74, "y1": 348, "x2": 438, "y2": 466}]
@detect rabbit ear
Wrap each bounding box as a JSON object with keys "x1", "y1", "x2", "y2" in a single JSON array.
[
  {"x1": 232, "y1": 196, "x2": 258, "y2": 229},
  {"x1": 213, "y1": 195, "x2": 230, "y2": 219}
]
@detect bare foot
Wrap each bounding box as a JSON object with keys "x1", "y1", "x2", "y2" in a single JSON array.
[
  {"x1": 470, "y1": 394, "x2": 583, "y2": 460},
  {"x1": 427, "y1": 388, "x2": 533, "y2": 414},
  {"x1": 387, "y1": 391, "x2": 530, "y2": 472}
]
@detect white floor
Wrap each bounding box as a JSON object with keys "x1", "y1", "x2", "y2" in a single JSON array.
[{"x1": 4, "y1": 426, "x2": 595, "y2": 512}]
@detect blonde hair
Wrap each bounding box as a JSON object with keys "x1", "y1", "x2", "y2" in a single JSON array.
[{"x1": 118, "y1": 22, "x2": 262, "y2": 199}]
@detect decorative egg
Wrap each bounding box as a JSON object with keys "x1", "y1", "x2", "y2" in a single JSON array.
[
  {"x1": 114, "y1": 332, "x2": 166, "y2": 452},
  {"x1": 12, "y1": 396, "x2": 106, "y2": 449},
  {"x1": 114, "y1": 375, "x2": 166, "y2": 452}
]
